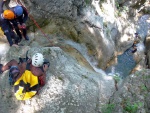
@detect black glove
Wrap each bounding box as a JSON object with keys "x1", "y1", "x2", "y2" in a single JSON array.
[
  {"x1": 43, "y1": 59, "x2": 50, "y2": 67},
  {"x1": 0, "y1": 64, "x2": 3, "y2": 74}
]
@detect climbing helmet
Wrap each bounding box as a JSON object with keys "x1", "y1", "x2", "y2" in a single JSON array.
[
  {"x1": 32, "y1": 53, "x2": 44, "y2": 67},
  {"x1": 3, "y1": 10, "x2": 15, "y2": 19},
  {"x1": 14, "y1": 5, "x2": 23, "y2": 16}
]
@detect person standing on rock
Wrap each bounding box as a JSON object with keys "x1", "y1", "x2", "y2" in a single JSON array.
[
  {"x1": 0, "y1": 52, "x2": 50, "y2": 100},
  {"x1": 0, "y1": 0, "x2": 19, "y2": 47},
  {"x1": 3, "y1": 0, "x2": 29, "y2": 41},
  {"x1": 125, "y1": 41, "x2": 138, "y2": 55},
  {"x1": 134, "y1": 33, "x2": 141, "y2": 44}
]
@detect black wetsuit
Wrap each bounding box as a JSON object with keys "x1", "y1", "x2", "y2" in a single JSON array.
[
  {"x1": 10, "y1": 5, "x2": 28, "y2": 40},
  {"x1": 0, "y1": 1, "x2": 16, "y2": 46}
]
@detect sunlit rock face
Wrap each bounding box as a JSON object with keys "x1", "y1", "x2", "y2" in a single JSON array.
[
  {"x1": 0, "y1": 0, "x2": 149, "y2": 113},
  {"x1": 15, "y1": 0, "x2": 117, "y2": 69},
  {"x1": 0, "y1": 47, "x2": 114, "y2": 113},
  {"x1": 115, "y1": 0, "x2": 149, "y2": 16},
  {"x1": 0, "y1": 43, "x2": 10, "y2": 57},
  {"x1": 3, "y1": 0, "x2": 149, "y2": 71},
  {"x1": 5, "y1": 0, "x2": 148, "y2": 69}
]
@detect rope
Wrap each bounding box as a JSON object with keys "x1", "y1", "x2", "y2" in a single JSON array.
[{"x1": 15, "y1": 0, "x2": 53, "y2": 45}]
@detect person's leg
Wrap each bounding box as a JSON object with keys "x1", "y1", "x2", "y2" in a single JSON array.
[
  {"x1": 2, "y1": 24, "x2": 19, "y2": 47},
  {"x1": 3, "y1": 29, "x2": 13, "y2": 46},
  {"x1": 11, "y1": 22, "x2": 22, "y2": 41},
  {"x1": 10, "y1": 30, "x2": 21, "y2": 44},
  {"x1": 1, "y1": 59, "x2": 19, "y2": 72},
  {"x1": 15, "y1": 27, "x2": 22, "y2": 41},
  {"x1": 22, "y1": 28, "x2": 29, "y2": 40}
]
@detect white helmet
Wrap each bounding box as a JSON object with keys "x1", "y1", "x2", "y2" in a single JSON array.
[{"x1": 32, "y1": 53, "x2": 44, "y2": 67}]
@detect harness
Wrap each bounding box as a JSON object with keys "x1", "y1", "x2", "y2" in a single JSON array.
[{"x1": 9, "y1": 66, "x2": 20, "y2": 85}]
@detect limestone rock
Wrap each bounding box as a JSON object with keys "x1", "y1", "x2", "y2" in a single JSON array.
[
  {"x1": 0, "y1": 47, "x2": 115, "y2": 113},
  {"x1": 108, "y1": 69, "x2": 150, "y2": 113}
]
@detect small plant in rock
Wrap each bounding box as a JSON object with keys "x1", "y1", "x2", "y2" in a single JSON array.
[
  {"x1": 58, "y1": 76, "x2": 63, "y2": 81},
  {"x1": 101, "y1": 103, "x2": 115, "y2": 113},
  {"x1": 123, "y1": 100, "x2": 143, "y2": 113},
  {"x1": 100, "y1": 0, "x2": 106, "y2": 3},
  {"x1": 113, "y1": 74, "x2": 120, "y2": 91},
  {"x1": 142, "y1": 74, "x2": 150, "y2": 80},
  {"x1": 113, "y1": 74, "x2": 120, "y2": 83},
  {"x1": 122, "y1": 6, "x2": 128, "y2": 12},
  {"x1": 82, "y1": 75, "x2": 88, "y2": 79},
  {"x1": 85, "y1": 0, "x2": 91, "y2": 4},
  {"x1": 141, "y1": 84, "x2": 147, "y2": 91},
  {"x1": 115, "y1": 1, "x2": 128, "y2": 17},
  {"x1": 105, "y1": 28, "x2": 110, "y2": 37},
  {"x1": 115, "y1": 1, "x2": 120, "y2": 9},
  {"x1": 124, "y1": 102, "x2": 138, "y2": 113}
]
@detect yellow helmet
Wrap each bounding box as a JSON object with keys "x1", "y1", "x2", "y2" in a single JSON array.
[{"x1": 3, "y1": 10, "x2": 15, "y2": 20}]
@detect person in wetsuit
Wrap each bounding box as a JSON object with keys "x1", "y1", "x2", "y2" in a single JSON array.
[
  {"x1": 9, "y1": 4, "x2": 29, "y2": 41},
  {"x1": 0, "y1": 0, "x2": 19, "y2": 46}
]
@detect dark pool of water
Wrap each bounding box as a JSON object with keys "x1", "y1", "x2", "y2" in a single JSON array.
[{"x1": 105, "y1": 47, "x2": 136, "y2": 78}]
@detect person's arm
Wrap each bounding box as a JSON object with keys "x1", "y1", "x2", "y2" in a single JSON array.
[
  {"x1": 38, "y1": 64, "x2": 49, "y2": 86},
  {"x1": 0, "y1": 0, "x2": 5, "y2": 13},
  {"x1": 25, "y1": 58, "x2": 32, "y2": 70},
  {"x1": 15, "y1": 6, "x2": 28, "y2": 26},
  {"x1": 38, "y1": 73, "x2": 46, "y2": 86},
  {"x1": 16, "y1": 7, "x2": 28, "y2": 28},
  {"x1": 22, "y1": 6, "x2": 28, "y2": 23}
]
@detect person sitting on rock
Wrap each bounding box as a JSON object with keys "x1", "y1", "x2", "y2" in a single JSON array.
[
  {"x1": 0, "y1": 0, "x2": 19, "y2": 47},
  {"x1": 0, "y1": 53, "x2": 50, "y2": 100}
]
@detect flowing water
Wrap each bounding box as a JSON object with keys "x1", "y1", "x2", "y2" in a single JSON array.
[
  {"x1": 105, "y1": 48, "x2": 136, "y2": 78},
  {"x1": 64, "y1": 40, "x2": 137, "y2": 78},
  {"x1": 104, "y1": 14, "x2": 149, "y2": 78},
  {"x1": 64, "y1": 40, "x2": 145, "y2": 79},
  {"x1": 64, "y1": 40, "x2": 107, "y2": 75}
]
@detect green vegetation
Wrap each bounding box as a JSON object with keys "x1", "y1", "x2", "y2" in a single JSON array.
[
  {"x1": 115, "y1": 1, "x2": 120, "y2": 9},
  {"x1": 43, "y1": 48, "x2": 51, "y2": 55},
  {"x1": 141, "y1": 84, "x2": 147, "y2": 91},
  {"x1": 100, "y1": 0, "x2": 106, "y2": 3},
  {"x1": 134, "y1": 72, "x2": 140, "y2": 76},
  {"x1": 85, "y1": 0, "x2": 91, "y2": 5},
  {"x1": 82, "y1": 75, "x2": 88, "y2": 79},
  {"x1": 101, "y1": 103, "x2": 115, "y2": 113},
  {"x1": 122, "y1": 100, "x2": 143, "y2": 113},
  {"x1": 113, "y1": 74, "x2": 120, "y2": 83},
  {"x1": 103, "y1": 22, "x2": 107, "y2": 28},
  {"x1": 105, "y1": 28, "x2": 110, "y2": 37},
  {"x1": 58, "y1": 76, "x2": 63, "y2": 81},
  {"x1": 115, "y1": 1, "x2": 128, "y2": 17},
  {"x1": 115, "y1": 1, "x2": 128, "y2": 12}
]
